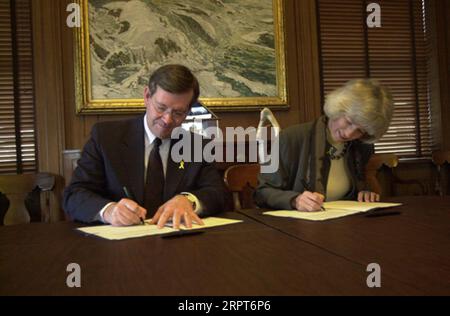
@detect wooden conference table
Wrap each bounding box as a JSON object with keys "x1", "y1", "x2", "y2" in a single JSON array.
[
  {"x1": 0, "y1": 196, "x2": 449, "y2": 295},
  {"x1": 240, "y1": 196, "x2": 450, "y2": 295}
]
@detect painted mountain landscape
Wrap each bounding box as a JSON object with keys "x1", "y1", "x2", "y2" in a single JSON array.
[{"x1": 88, "y1": 0, "x2": 277, "y2": 99}]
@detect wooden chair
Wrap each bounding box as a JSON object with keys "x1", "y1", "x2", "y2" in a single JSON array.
[
  {"x1": 365, "y1": 153, "x2": 426, "y2": 197},
  {"x1": 365, "y1": 153, "x2": 399, "y2": 196},
  {"x1": 224, "y1": 164, "x2": 260, "y2": 211},
  {"x1": 432, "y1": 150, "x2": 450, "y2": 196},
  {"x1": 0, "y1": 172, "x2": 63, "y2": 225}
]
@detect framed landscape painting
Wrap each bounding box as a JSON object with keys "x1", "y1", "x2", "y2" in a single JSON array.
[{"x1": 74, "y1": 0, "x2": 287, "y2": 113}]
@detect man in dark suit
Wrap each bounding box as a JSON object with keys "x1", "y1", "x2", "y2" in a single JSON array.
[{"x1": 64, "y1": 65, "x2": 225, "y2": 228}]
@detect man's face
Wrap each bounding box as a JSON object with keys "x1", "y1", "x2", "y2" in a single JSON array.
[
  {"x1": 328, "y1": 116, "x2": 365, "y2": 143},
  {"x1": 144, "y1": 86, "x2": 192, "y2": 139}
]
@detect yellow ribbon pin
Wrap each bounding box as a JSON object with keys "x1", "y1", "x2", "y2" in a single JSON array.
[{"x1": 179, "y1": 160, "x2": 185, "y2": 170}]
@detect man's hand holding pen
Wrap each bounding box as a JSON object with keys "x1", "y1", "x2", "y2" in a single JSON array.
[
  {"x1": 103, "y1": 199, "x2": 147, "y2": 226},
  {"x1": 106, "y1": 187, "x2": 204, "y2": 228}
]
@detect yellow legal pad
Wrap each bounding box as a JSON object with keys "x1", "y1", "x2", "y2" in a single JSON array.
[
  {"x1": 77, "y1": 217, "x2": 243, "y2": 240},
  {"x1": 264, "y1": 201, "x2": 402, "y2": 221}
]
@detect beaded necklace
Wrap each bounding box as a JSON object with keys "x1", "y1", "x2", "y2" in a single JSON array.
[
  {"x1": 326, "y1": 127, "x2": 349, "y2": 160},
  {"x1": 327, "y1": 142, "x2": 349, "y2": 160}
]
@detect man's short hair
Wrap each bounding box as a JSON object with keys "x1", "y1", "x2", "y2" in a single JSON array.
[{"x1": 148, "y1": 64, "x2": 200, "y2": 108}]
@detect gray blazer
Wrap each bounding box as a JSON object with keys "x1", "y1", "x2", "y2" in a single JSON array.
[{"x1": 254, "y1": 116, "x2": 374, "y2": 210}]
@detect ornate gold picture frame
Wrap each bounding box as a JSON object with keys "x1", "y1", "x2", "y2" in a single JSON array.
[{"x1": 74, "y1": 0, "x2": 287, "y2": 114}]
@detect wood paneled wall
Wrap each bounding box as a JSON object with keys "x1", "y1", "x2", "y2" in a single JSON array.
[
  {"x1": 435, "y1": 0, "x2": 450, "y2": 150},
  {"x1": 33, "y1": 1, "x2": 66, "y2": 181}
]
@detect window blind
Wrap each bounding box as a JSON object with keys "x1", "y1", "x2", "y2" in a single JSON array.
[
  {"x1": 317, "y1": 0, "x2": 433, "y2": 159},
  {"x1": 0, "y1": 0, "x2": 36, "y2": 174}
]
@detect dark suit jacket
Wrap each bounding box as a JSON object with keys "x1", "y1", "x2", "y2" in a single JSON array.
[{"x1": 63, "y1": 116, "x2": 225, "y2": 223}]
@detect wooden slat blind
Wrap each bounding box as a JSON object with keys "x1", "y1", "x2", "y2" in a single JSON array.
[
  {"x1": 0, "y1": 0, "x2": 36, "y2": 174},
  {"x1": 317, "y1": 0, "x2": 433, "y2": 159}
]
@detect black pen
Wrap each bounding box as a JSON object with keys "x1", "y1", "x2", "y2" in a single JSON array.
[
  {"x1": 301, "y1": 179, "x2": 326, "y2": 211},
  {"x1": 161, "y1": 230, "x2": 205, "y2": 239},
  {"x1": 123, "y1": 186, "x2": 145, "y2": 225},
  {"x1": 365, "y1": 211, "x2": 402, "y2": 218}
]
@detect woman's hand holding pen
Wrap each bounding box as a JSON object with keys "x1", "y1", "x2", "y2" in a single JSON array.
[
  {"x1": 292, "y1": 191, "x2": 325, "y2": 212},
  {"x1": 103, "y1": 199, "x2": 147, "y2": 226}
]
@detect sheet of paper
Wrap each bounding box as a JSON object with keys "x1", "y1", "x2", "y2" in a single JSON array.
[
  {"x1": 322, "y1": 201, "x2": 402, "y2": 212},
  {"x1": 264, "y1": 201, "x2": 402, "y2": 221},
  {"x1": 76, "y1": 217, "x2": 243, "y2": 240},
  {"x1": 164, "y1": 216, "x2": 242, "y2": 230}
]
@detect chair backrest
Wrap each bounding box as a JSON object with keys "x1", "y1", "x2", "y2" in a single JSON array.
[
  {"x1": 0, "y1": 172, "x2": 62, "y2": 225},
  {"x1": 224, "y1": 164, "x2": 260, "y2": 211},
  {"x1": 365, "y1": 153, "x2": 399, "y2": 196},
  {"x1": 432, "y1": 150, "x2": 450, "y2": 195},
  {"x1": 365, "y1": 153, "x2": 427, "y2": 196}
]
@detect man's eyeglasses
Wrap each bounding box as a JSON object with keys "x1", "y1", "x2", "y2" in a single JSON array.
[{"x1": 149, "y1": 97, "x2": 189, "y2": 122}]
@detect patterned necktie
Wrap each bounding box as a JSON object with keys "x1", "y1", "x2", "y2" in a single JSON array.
[{"x1": 144, "y1": 138, "x2": 164, "y2": 217}]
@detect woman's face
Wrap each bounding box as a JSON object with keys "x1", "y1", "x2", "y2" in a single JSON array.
[{"x1": 328, "y1": 116, "x2": 365, "y2": 143}]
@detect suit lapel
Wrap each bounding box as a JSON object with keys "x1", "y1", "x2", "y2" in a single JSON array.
[{"x1": 119, "y1": 116, "x2": 145, "y2": 205}]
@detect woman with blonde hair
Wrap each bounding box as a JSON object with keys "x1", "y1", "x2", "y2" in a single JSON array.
[{"x1": 255, "y1": 79, "x2": 393, "y2": 212}]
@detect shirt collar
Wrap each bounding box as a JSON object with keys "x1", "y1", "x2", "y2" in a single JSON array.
[
  {"x1": 143, "y1": 114, "x2": 157, "y2": 145},
  {"x1": 143, "y1": 114, "x2": 172, "y2": 147}
]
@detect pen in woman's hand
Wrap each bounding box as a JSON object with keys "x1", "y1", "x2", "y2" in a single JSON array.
[
  {"x1": 301, "y1": 179, "x2": 326, "y2": 211},
  {"x1": 123, "y1": 186, "x2": 145, "y2": 225}
]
